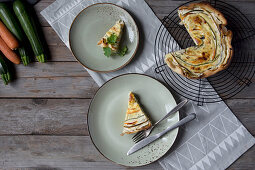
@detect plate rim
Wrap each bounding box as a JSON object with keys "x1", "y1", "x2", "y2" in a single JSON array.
[
  {"x1": 87, "y1": 73, "x2": 179, "y2": 167},
  {"x1": 69, "y1": 3, "x2": 140, "y2": 73}
]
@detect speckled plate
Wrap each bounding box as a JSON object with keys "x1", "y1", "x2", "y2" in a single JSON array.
[
  {"x1": 88, "y1": 74, "x2": 179, "y2": 167},
  {"x1": 69, "y1": 3, "x2": 139, "y2": 72}
]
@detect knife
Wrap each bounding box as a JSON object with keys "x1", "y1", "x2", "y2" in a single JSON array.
[{"x1": 127, "y1": 113, "x2": 196, "y2": 155}]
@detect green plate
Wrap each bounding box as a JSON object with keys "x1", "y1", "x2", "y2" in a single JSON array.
[
  {"x1": 69, "y1": 3, "x2": 139, "y2": 72},
  {"x1": 88, "y1": 74, "x2": 179, "y2": 167}
]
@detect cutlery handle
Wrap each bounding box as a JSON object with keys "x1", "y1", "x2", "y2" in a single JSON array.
[
  {"x1": 159, "y1": 113, "x2": 196, "y2": 137},
  {"x1": 154, "y1": 99, "x2": 188, "y2": 127}
]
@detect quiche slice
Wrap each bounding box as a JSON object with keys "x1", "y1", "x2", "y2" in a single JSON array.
[
  {"x1": 165, "y1": 2, "x2": 233, "y2": 79},
  {"x1": 121, "y1": 92, "x2": 152, "y2": 136},
  {"x1": 97, "y1": 20, "x2": 125, "y2": 52}
]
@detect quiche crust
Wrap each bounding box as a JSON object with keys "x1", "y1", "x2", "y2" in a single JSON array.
[
  {"x1": 165, "y1": 2, "x2": 233, "y2": 79},
  {"x1": 121, "y1": 92, "x2": 152, "y2": 136}
]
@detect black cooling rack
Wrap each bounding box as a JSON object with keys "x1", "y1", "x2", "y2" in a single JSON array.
[{"x1": 154, "y1": 0, "x2": 255, "y2": 105}]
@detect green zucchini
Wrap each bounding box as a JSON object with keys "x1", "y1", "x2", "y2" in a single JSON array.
[
  {"x1": 0, "y1": 2, "x2": 30, "y2": 66},
  {"x1": 13, "y1": 0, "x2": 46, "y2": 63},
  {"x1": 0, "y1": 54, "x2": 10, "y2": 85}
]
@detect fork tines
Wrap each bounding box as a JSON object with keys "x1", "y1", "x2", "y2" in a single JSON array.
[{"x1": 132, "y1": 131, "x2": 145, "y2": 143}]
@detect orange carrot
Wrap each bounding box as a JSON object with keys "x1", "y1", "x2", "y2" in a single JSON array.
[
  {"x1": 0, "y1": 21, "x2": 19, "y2": 50},
  {"x1": 0, "y1": 36, "x2": 20, "y2": 64}
]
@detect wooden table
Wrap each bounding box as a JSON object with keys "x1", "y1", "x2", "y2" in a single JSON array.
[{"x1": 0, "y1": 0, "x2": 254, "y2": 169}]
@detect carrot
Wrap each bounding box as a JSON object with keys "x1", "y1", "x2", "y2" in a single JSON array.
[
  {"x1": 0, "y1": 36, "x2": 20, "y2": 64},
  {"x1": 0, "y1": 20, "x2": 19, "y2": 50}
]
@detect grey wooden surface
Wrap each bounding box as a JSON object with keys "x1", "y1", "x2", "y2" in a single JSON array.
[{"x1": 0, "y1": 0, "x2": 254, "y2": 169}]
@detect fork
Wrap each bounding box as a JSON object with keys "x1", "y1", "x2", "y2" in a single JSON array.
[{"x1": 132, "y1": 99, "x2": 188, "y2": 143}]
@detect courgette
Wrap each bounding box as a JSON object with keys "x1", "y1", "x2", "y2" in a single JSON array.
[
  {"x1": 0, "y1": 3, "x2": 30, "y2": 66},
  {"x1": 13, "y1": 0, "x2": 46, "y2": 63},
  {"x1": 0, "y1": 54, "x2": 10, "y2": 85}
]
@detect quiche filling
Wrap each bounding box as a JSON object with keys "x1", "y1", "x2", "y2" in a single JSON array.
[
  {"x1": 165, "y1": 3, "x2": 233, "y2": 79},
  {"x1": 121, "y1": 92, "x2": 152, "y2": 136},
  {"x1": 97, "y1": 20, "x2": 128, "y2": 57},
  {"x1": 98, "y1": 20, "x2": 124, "y2": 52}
]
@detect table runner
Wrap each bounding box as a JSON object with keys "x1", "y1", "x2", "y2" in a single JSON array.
[{"x1": 41, "y1": 0, "x2": 255, "y2": 169}]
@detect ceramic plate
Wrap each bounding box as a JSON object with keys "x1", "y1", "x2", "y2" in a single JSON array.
[
  {"x1": 88, "y1": 74, "x2": 179, "y2": 166},
  {"x1": 69, "y1": 3, "x2": 139, "y2": 72}
]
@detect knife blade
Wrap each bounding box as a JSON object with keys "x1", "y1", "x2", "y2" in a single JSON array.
[{"x1": 127, "y1": 113, "x2": 196, "y2": 155}]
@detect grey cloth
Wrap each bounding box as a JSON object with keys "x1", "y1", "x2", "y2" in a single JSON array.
[{"x1": 41, "y1": 0, "x2": 255, "y2": 169}]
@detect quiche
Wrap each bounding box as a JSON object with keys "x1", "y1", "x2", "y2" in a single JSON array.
[
  {"x1": 165, "y1": 2, "x2": 233, "y2": 79},
  {"x1": 97, "y1": 20, "x2": 125, "y2": 52},
  {"x1": 121, "y1": 92, "x2": 152, "y2": 136}
]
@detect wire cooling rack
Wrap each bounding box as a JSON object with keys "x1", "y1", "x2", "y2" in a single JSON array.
[{"x1": 154, "y1": 0, "x2": 255, "y2": 105}]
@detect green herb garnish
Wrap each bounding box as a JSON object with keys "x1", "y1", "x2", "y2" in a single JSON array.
[
  {"x1": 119, "y1": 46, "x2": 128, "y2": 56},
  {"x1": 103, "y1": 47, "x2": 112, "y2": 57},
  {"x1": 107, "y1": 34, "x2": 118, "y2": 44}
]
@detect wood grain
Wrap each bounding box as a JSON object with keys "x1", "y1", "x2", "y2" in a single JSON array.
[
  {"x1": 0, "y1": 136, "x2": 161, "y2": 169},
  {"x1": 43, "y1": 27, "x2": 66, "y2": 46},
  {"x1": 0, "y1": 77, "x2": 98, "y2": 98},
  {"x1": 230, "y1": 81, "x2": 255, "y2": 99},
  {"x1": 48, "y1": 45, "x2": 75, "y2": 61},
  {"x1": 14, "y1": 62, "x2": 89, "y2": 78},
  {"x1": 0, "y1": 135, "x2": 252, "y2": 169},
  {"x1": 0, "y1": 0, "x2": 253, "y2": 169},
  {"x1": 0, "y1": 74, "x2": 254, "y2": 99},
  {"x1": 34, "y1": 0, "x2": 53, "y2": 27},
  {"x1": 34, "y1": 0, "x2": 255, "y2": 26},
  {"x1": 0, "y1": 99, "x2": 89, "y2": 135},
  {"x1": 226, "y1": 99, "x2": 255, "y2": 135},
  {"x1": 0, "y1": 99, "x2": 253, "y2": 137}
]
